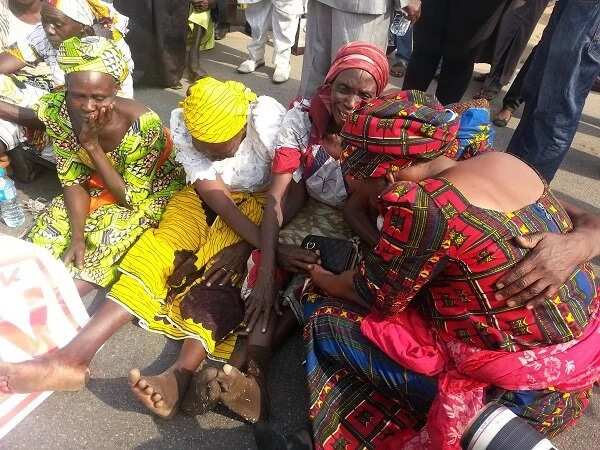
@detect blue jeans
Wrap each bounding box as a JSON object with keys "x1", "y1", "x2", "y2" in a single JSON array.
[
  {"x1": 508, "y1": 0, "x2": 600, "y2": 182},
  {"x1": 394, "y1": 25, "x2": 413, "y2": 65}
]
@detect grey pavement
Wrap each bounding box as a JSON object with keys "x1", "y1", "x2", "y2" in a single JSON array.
[{"x1": 2, "y1": 11, "x2": 600, "y2": 450}]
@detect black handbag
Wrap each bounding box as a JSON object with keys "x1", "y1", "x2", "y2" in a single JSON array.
[{"x1": 301, "y1": 235, "x2": 359, "y2": 274}]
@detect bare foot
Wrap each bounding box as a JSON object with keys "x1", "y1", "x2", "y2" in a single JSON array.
[
  {"x1": 128, "y1": 368, "x2": 191, "y2": 419},
  {"x1": 216, "y1": 364, "x2": 265, "y2": 423},
  {"x1": 493, "y1": 108, "x2": 513, "y2": 127},
  {"x1": 180, "y1": 366, "x2": 221, "y2": 416},
  {"x1": 0, "y1": 357, "x2": 89, "y2": 394}
]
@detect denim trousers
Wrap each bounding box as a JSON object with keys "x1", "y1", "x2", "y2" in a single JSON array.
[
  {"x1": 394, "y1": 25, "x2": 414, "y2": 64},
  {"x1": 508, "y1": 0, "x2": 600, "y2": 182}
]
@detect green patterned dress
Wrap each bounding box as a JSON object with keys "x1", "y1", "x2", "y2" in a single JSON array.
[{"x1": 28, "y1": 92, "x2": 185, "y2": 287}]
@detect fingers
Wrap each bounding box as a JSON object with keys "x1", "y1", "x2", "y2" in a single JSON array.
[
  {"x1": 495, "y1": 266, "x2": 540, "y2": 301},
  {"x1": 513, "y1": 233, "x2": 545, "y2": 250},
  {"x1": 203, "y1": 265, "x2": 226, "y2": 286},
  {"x1": 245, "y1": 302, "x2": 262, "y2": 334},
  {"x1": 495, "y1": 256, "x2": 536, "y2": 295},
  {"x1": 75, "y1": 249, "x2": 85, "y2": 269},
  {"x1": 62, "y1": 248, "x2": 74, "y2": 265},
  {"x1": 505, "y1": 279, "x2": 550, "y2": 308},
  {"x1": 274, "y1": 296, "x2": 282, "y2": 316},
  {"x1": 260, "y1": 305, "x2": 271, "y2": 333}
]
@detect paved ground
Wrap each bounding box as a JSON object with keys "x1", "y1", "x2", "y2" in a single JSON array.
[{"x1": 2, "y1": 5, "x2": 600, "y2": 449}]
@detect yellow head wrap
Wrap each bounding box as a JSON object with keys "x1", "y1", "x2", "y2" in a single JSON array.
[
  {"x1": 58, "y1": 36, "x2": 129, "y2": 84},
  {"x1": 182, "y1": 77, "x2": 258, "y2": 144}
]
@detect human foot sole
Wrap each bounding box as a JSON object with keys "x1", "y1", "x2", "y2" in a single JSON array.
[
  {"x1": 0, "y1": 358, "x2": 89, "y2": 394},
  {"x1": 216, "y1": 364, "x2": 264, "y2": 423},
  {"x1": 180, "y1": 366, "x2": 221, "y2": 416},
  {"x1": 128, "y1": 368, "x2": 191, "y2": 419}
]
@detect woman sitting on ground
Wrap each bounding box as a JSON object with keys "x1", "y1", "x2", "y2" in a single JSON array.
[
  {"x1": 4, "y1": 35, "x2": 183, "y2": 294},
  {"x1": 0, "y1": 0, "x2": 133, "y2": 181},
  {"x1": 272, "y1": 93, "x2": 600, "y2": 449},
  {"x1": 181, "y1": 41, "x2": 391, "y2": 425},
  {"x1": 0, "y1": 76, "x2": 289, "y2": 420}
]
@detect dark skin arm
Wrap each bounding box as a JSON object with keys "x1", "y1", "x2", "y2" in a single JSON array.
[
  {"x1": 309, "y1": 265, "x2": 371, "y2": 309},
  {"x1": 62, "y1": 184, "x2": 91, "y2": 269},
  {"x1": 0, "y1": 100, "x2": 44, "y2": 129},
  {"x1": 0, "y1": 52, "x2": 27, "y2": 75},
  {"x1": 194, "y1": 177, "x2": 262, "y2": 248},
  {"x1": 496, "y1": 201, "x2": 600, "y2": 308},
  {"x1": 78, "y1": 106, "x2": 128, "y2": 206},
  {"x1": 343, "y1": 178, "x2": 387, "y2": 248},
  {"x1": 244, "y1": 172, "x2": 294, "y2": 333}
]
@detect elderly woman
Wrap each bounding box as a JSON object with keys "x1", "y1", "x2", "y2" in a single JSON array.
[
  {"x1": 273, "y1": 93, "x2": 600, "y2": 450},
  {"x1": 181, "y1": 41, "x2": 391, "y2": 426},
  {"x1": 0, "y1": 76, "x2": 287, "y2": 421},
  {"x1": 0, "y1": 0, "x2": 133, "y2": 180},
  {"x1": 10, "y1": 35, "x2": 183, "y2": 294}
]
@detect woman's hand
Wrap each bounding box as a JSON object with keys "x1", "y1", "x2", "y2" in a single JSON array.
[
  {"x1": 309, "y1": 264, "x2": 339, "y2": 295},
  {"x1": 63, "y1": 237, "x2": 86, "y2": 269},
  {"x1": 277, "y1": 244, "x2": 320, "y2": 273},
  {"x1": 244, "y1": 269, "x2": 279, "y2": 334},
  {"x1": 495, "y1": 232, "x2": 589, "y2": 309},
  {"x1": 310, "y1": 265, "x2": 370, "y2": 309},
  {"x1": 78, "y1": 104, "x2": 114, "y2": 149},
  {"x1": 202, "y1": 241, "x2": 252, "y2": 287},
  {"x1": 321, "y1": 133, "x2": 344, "y2": 159},
  {"x1": 403, "y1": 0, "x2": 422, "y2": 23}
]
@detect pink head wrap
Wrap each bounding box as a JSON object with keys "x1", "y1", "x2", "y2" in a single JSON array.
[{"x1": 324, "y1": 41, "x2": 390, "y2": 95}]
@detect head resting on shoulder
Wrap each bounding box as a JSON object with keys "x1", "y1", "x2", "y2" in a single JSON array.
[
  {"x1": 181, "y1": 76, "x2": 258, "y2": 161},
  {"x1": 340, "y1": 92, "x2": 494, "y2": 187}
]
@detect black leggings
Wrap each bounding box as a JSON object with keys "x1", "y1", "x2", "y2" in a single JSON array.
[{"x1": 403, "y1": 0, "x2": 508, "y2": 104}]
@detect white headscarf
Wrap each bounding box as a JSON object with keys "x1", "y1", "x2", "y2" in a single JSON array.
[{"x1": 48, "y1": 0, "x2": 129, "y2": 35}]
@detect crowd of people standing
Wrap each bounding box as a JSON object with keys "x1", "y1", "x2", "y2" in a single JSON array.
[{"x1": 0, "y1": 1, "x2": 599, "y2": 450}]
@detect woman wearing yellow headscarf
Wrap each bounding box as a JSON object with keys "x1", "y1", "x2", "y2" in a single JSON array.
[{"x1": 0, "y1": 76, "x2": 287, "y2": 421}]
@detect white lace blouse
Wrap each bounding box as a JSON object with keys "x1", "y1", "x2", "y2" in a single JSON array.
[{"x1": 172, "y1": 95, "x2": 286, "y2": 192}]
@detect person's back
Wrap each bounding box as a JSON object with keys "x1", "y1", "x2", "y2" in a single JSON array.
[{"x1": 402, "y1": 152, "x2": 598, "y2": 351}]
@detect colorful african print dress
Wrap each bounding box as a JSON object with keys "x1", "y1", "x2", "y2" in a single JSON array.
[
  {"x1": 304, "y1": 177, "x2": 599, "y2": 450},
  {"x1": 28, "y1": 91, "x2": 185, "y2": 287},
  {"x1": 107, "y1": 96, "x2": 286, "y2": 361}
]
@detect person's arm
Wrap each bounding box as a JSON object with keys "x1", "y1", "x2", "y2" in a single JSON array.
[
  {"x1": 243, "y1": 172, "x2": 293, "y2": 333},
  {"x1": 344, "y1": 191, "x2": 379, "y2": 247},
  {"x1": 309, "y1": 266, "x2": 370, "y2": 309},
  {"x1": 78, "y1": 107, "x2": 128, "y2": 206},
  {"x1": 496, "y1": 201, "x2": 600, "y2": 308},
  {"x1": 0, "y1": 100, "x2": 44, "y2": 128},
  {"x1": 61, "y1": 184, "x2": 91, "y2": 268},
  {"x1": 194, "y1": 177, "x2": 261, "y2": 248},
  {"x1": 343, "y1": 177, "x2": 387, "y2": 248},
  {"x1": 0, "y1": 51, "x2": 27, "y2": 74}
]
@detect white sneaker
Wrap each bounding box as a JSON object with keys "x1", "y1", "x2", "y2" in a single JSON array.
[
  {"x1": 272, "y1": 64, "x2": 290, "y2": 83},
  {"x1": 237, "y1": 59, "x2": 264, "y2": 74}
]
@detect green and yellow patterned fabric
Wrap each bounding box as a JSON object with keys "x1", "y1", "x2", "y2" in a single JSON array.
[{"x1": 28, "y1": 91, "x2": 185, "y2": 287}]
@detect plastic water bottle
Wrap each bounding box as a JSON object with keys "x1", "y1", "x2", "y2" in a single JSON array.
[
  {"x1": 390, "y1": 11, "x2": 411, "y2": 36},
  {"x1": 0, "y1": 167, "x2": 25, "y2": 227}
]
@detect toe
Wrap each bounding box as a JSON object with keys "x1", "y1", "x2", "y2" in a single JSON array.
[
  {"x1": 128, "y1": 368, "x2": 142, "y2": 387},
  {"x1": 151, "y1": 392, "x2": 162, "y2": 403}
]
